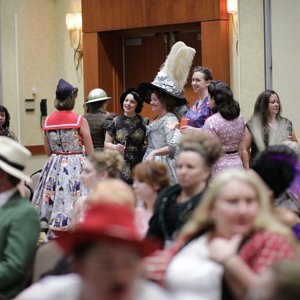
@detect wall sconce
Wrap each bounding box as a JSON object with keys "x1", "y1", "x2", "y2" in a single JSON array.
[
  {"x1": 65, "y1": 13, "x2": 83, "y2": 71},
  {"x1": 227, "y1": 0, "x2": 239, "y2": 54},
  {"x1": 227, "y1": 0, "x2": 238, "y2": 14}
]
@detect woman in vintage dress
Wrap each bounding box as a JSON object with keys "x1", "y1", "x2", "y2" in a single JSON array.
[
  {"x1": 32, "y1": 79, "x2": 93, "y2": 233},
  {"x1": 138, "y1": 41, "x2": 196, "y2": 184},
  {"x1": 105, "y1": 88, "x2": 147, "y2": 184},
  {"x1": 142, "y1": 90, "x2": 180, "y2": 184},
  {"x1": 184, "y1": 66, "x2": 213, "y2": 128},
  {"x1": 203, "y1": 80, "x2": 245, "y2": 176}
]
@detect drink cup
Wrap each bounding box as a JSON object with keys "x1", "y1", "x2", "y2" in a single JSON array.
[{"x1": 180, "y1": 117, "x2": 189, "y2": 127}]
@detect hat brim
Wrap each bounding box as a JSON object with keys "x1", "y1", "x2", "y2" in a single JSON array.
[
  {"x1": 138, "y1": 82, "x2": 187, "y2": 107},
  {"x1": 55, "y1": 230, "x2": 160, "y2": 257},
  {"x1": 0, "y1": 160, "x2": 31, "y2": 183},
  {"x1": 85, "y1": 96, "x2": 111, "y2": 104}
]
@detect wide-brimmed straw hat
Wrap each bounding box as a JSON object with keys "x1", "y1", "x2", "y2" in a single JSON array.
[
  {"x1": 56, "y1": 202, "x2": 159, "y2": 257},
  {"x1": 138, "y1": 41, "x2": 196, "y2": 107},
  {"x1": 0, "y1": 136, "x2": 31, "y2": 182},
  {"x1": 85, "y1": 88, "x2": 111, "y2": 104}
]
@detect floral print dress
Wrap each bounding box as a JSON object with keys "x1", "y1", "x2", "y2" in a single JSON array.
[
  {"x1": 106, "y1": 114, "x2": 147, "y2": 184},
  {"x1": 185, "y1": 96, "x2": 212, "y2": 128},
  {"x1": 32, "y1": 128, "x2": 88, "y2": 232}
]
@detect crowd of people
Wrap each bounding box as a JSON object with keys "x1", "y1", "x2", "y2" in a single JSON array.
[{"x1": 0, "y1": 40, "x2": 300, "y2": 300}]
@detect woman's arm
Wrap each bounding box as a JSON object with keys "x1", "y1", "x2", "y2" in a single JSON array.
[
  {"x1": 81, "y1": 118, "x2": 94, "y2": 156},
  {"x1": 180, "y1": 126, "x2": 201, "y2": 134},
  {"x1": 208, "y1": 235, "x2": 257, "y2": 298},
  {"x1": 241, "y1": 127, "x2": 252, "y2": 169},
  {"x1": 144, "y1": 146, "x2": 170, "y2": 160},
  {"x1": 43, "y1": 131, "x2": 52, "y2": 156},
  {"x1": 291, "y1": 128, "x2": 298, "y2": 142},
  {"x1": 104, "y1": 132, "x2": 125, "y2": 154}
]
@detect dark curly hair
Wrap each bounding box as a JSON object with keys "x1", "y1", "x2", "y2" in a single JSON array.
[
  {"x1": 120, "y1": 88, "x2": 144, "y2": 114},
  {"x1": 208, "y1": 80, "x2": 240, "y2": 120},
  {"x1": 85, "y1": 100, "x2": 108, "y2": 113},
  {"x1": 193, "y1": 66, "x2": 213, "y2": 81},
  {"x1": 0, "y1": 105, "x2": 10, "y2": 129},
  {"x1": 152, "y1": 90, "x2": 176, "y2": 113}
]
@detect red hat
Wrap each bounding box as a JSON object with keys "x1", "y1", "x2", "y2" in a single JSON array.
[{"x1": 55, "y1": 202, "x2": 158, "y2": 257}]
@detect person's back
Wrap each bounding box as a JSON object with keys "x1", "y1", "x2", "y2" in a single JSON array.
[
  {"x1": 84, "y1": 112, "x2": 109, "y2": 150},
  {"x1": 32, "y1": 79, "x2": 93, "y2": 234}
]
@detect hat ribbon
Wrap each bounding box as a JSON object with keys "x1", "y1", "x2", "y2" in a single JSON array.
[{"x1": 0, "y1": 154, "x2": 24, "y2": 171}]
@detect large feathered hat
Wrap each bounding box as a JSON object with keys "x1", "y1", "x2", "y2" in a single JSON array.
[{"x1": 138, "y1": 41, "x2": 196, "y2": 106}]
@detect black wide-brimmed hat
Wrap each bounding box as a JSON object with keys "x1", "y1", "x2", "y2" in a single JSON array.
[{"x1": 138, "y1": 41, "x2": 196, "y2": 107}]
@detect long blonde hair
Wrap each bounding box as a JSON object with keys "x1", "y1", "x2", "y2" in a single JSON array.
[{"x1": 179, "y1": 169, "x2": 294, "y2": 241}]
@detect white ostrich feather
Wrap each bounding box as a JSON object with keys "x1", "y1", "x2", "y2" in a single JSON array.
[{"x1": 160, "y1": 41, "x2": 196, "y2": 90}]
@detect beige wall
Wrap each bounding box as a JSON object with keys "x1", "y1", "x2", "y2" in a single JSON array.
[
  {"x1": 230, "y1": 0, "x2": 265, "y2": 122},
  {"x1": 271, "y1": 0, "x2": 300, "y2": 138},
  {"x1": 0, "y1": 0, "x2": 83, "y2": 175}
]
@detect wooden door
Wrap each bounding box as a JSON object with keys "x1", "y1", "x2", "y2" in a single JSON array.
[
  {"x1": 123, "y1": 29, "x2": 201, "y2": 119},
  {"x1": 124, "y1": 34, "x2": 167, "y2": 119}
]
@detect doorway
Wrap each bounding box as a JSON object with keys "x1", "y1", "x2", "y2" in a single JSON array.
[{"x1": 123, "y1": 29, "x2": 201, "y2": 119}]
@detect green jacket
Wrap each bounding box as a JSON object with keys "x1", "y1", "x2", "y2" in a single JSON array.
[{"x1": 0, "y1": 191, "x2": 40, "y2": 300}]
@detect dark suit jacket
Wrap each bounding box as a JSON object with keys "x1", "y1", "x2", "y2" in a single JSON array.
[{"x1": 0, "y1": 191, "x2": 40, "y2": 300}]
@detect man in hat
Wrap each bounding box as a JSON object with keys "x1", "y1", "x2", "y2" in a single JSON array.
[
  {"x1": 84, "y1": 88, "x2": 112, "y2": 151},
  {"x1": 0, "y1": 136, "x2": 40, "y2": 300},
  {"x1": 15, "y1": 202, "x2": 172, "y2": 300}
]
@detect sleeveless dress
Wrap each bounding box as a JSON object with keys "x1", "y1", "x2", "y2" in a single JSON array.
[
  {"x1": 84, "y1": 111, "x2": 110, "y2": 151},
  {"x1": 32, "y1": 111, "x2": 88, "y2": 232}
]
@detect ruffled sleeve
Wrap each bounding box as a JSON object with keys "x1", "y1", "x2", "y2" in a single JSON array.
[{"x1": 164, "y1": 115, "x2": 179, "y2": 158}]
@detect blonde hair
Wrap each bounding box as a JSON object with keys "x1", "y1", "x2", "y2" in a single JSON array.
[
  {"x1": 87, "y1": 178, "x2": 135, "y2": 209},
  {"x1": 88, "y1": 149, "x2": 124, "y2": 178},
  {"x1": 72, "y1": 178, "x2": 134, "y2": 226},
  {"x1": 179, "y1": 169, "x2": 294, "y2": 241}
]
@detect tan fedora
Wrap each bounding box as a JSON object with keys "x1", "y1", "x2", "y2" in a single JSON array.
[{"x1": 0, "y1": 136, "x2": 31, "y2": 182}]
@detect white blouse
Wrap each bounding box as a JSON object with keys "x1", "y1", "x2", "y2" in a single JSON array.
[{"x1": 165, "y1": 234, "x2": 224, "y2": 300}]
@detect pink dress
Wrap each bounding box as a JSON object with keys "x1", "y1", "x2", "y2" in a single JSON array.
[
  {"x1": 134, "y1": 207, "x2": 153, "y2": 238},
  {"x1": 203, "y1": 112, "x2": 245, "y2": 176}
]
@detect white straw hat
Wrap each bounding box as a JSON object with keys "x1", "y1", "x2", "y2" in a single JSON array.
[
  {"x1": 85, "y1": 88, "x2": 111, "y2": 104},
  {"x1": 0, "y1": 136, "x2": 31, "y2": 182}
]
